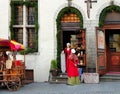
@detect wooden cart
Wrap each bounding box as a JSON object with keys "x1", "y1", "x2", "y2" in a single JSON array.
[
  {"x1": 0, "y1": 39, "x2": 26, "y2": 91},
  {"x1": 0, "y1": 59, "x2": 26, "y2": 91}
]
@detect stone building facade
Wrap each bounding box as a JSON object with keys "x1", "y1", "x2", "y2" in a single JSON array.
[{"x1": 0, "y1": 0, "x2": 120, "y2": 82}]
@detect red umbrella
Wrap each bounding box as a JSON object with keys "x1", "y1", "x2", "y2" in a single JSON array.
[
  {"x1": 0, "y1": 38, "x2": 25, "y2": 51},
  {"x1": 0, "y1": 38, "x2": 26, "y2": 66},
  {"x1": 0, "y1": 38, "x2": 10, "y2": 47},
  {"x1": 10, "y1": 40, "x2": 25, "y2": 51}
]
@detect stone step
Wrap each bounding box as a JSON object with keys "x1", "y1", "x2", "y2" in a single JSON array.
[
  {"x1": 49, "y1": 72, "x2": 68, "y2": 84},
  {"x1": 49, "y1": 80, "x2": 67, "y2": 84},
  {"x1": 49, "y1": 72, "x2": 120, "y2": 84},
  {"x1": 100, "y1": 74, "x2": 120, "y2": 82},
  {"x1": 49, "y1": 73, "x2": 82, "y2": 84},
  {"x1": 53, "y1": 73, "x2": 67, "y2": 79},
  {"x1": 103, "y1": 74, "x2": 120, "y2": 76}
]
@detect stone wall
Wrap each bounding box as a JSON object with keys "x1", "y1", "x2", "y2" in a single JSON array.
[{"x1": 84, "y1": 20, "x2": 98, "y2": 72}]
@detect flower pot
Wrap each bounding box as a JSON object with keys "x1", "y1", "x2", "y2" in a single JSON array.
[{"x1": 51, "y1": 69, "x2": 58, "y2": 76}]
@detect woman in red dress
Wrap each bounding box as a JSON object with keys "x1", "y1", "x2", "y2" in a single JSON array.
[
  {"x1": 67, "y1": 49, "x2": 80, "y2": 85},
  {"x1": 64, "y1": 43, "x2": 71, "y2": 73}
]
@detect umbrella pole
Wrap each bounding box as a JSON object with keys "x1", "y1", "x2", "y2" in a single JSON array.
[
  {"x1": 24, "y1": 51, "x2": 25, "y2": 63},
  {"x1": 13, "y1": 51, "x2": 16, "y2": 60}
]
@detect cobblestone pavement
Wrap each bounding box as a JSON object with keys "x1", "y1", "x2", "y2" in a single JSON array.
[{"x1": 0, "y1": 82, "x2": 120, "y2": 94}]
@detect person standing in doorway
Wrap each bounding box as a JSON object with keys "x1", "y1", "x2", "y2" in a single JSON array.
[
  {"x1": 67, "y1": 48, "x2": 80, "y2": 85},
  {"x1": 63, "y1": 43, "x2": 71, "y2": 73}
]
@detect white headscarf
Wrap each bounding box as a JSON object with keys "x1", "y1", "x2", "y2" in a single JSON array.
[
  {"x1": 66, "y1": 43, "x2": 70, "y2": 46},
  {"x1": 71, "y1": 49, "x2": 76, "y2": 54}
]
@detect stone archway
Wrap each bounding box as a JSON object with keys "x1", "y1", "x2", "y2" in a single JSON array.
[
  {"x1": 61, "y1": 13, "x2": 80, "y2": 48},
  {"x1": 96, "y1": 1, "x2": 120, "y2": 25},
  {"x1": 99, "y1": 5, "x2": 120, "y2": 27},
  {"x1": 56, "y1": 7, "x2": 83, "y2": 69}
]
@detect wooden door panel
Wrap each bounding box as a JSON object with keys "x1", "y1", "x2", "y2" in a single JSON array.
[
  {"x1": 98, "y1": 53, "x2": 106, "y2": 67},
  {"x1": 109, "y1": 53, "x2": 120, "y2": 71},
  {"x1": 111, "y1": 56, "x2": 120, "y2": 66},
  {"x1": 76, "y1": 29, "x2": 86, "y2": 67},
  {"x1": 96, "y1": 28, "x2": 107, "y2": 74}
]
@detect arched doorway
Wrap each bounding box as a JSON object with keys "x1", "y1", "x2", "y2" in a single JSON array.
[
  {"x1": 61, "y1": 13, "x2": 80, "y2": 48},
  {"x1": 97, "y1": 5, "x2": 120, "y2": 73},
  {"x1": 56, "y1": 7, "x2": 84, "y2": 69}
]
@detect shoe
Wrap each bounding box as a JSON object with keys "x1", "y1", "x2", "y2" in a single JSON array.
[{"x1": 66, "y1": 83, "x2": 74, "y2": 86}]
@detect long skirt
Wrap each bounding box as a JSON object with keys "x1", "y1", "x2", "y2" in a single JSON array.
[{"x1": 67, "y1": 76, "x2": 80, "y2": 85}]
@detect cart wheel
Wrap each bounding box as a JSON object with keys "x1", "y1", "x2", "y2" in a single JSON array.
[{"x1": 6, "y1": 77, "x2": 21, "y2": 91}]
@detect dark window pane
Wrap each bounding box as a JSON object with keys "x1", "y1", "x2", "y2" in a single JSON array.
[
  {"x1": 14, "y1": 5, "x2": 23, "y2": 25},
  {"x1": 27, "y1": 7, "x2": 35, "y2": 25},
  {"x1": 11, "y1": 0, "x2": 23, "y2": 1},
  {"x1": 26, "y1": 0, "x2": 37, "y2": 2},
  {"x1": 27, "y1": 28, "x2": 35, "y2": 48},
  {"x1": 13, "y1": 28, "x2": 23, "y2": 44}
]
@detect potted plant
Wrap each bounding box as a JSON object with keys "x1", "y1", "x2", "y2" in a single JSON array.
[{"x1": 50, "y1": 59, "x2": 58, "y2": 76}]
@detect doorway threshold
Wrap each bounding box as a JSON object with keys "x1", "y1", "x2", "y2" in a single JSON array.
[{"x1": 106, "y1": 72, "x2": 120, "y2": 75}]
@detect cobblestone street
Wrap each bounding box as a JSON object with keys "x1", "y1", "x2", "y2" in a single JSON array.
[{"x1": 0, "y1": 82, "x2": 120, "y2": 94}]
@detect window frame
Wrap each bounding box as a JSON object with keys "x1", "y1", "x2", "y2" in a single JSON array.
[{"x1": 10, "y1": 0, "x2": 38, "y2": 54}]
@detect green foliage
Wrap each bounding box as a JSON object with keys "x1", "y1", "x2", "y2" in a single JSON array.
[
  {"x1": 99, "y1": 5, "x2": 120, "y2": 27},
  {"x1": 20, "y1": 48, "x2": 38, "y2": 55},
  {"x1": 10, "y1": 1, "x2": 39, "y2": 54},
  {"x1": 50, "y1": 59, "x2": 57, "y2": 70},
  {"x1": 56, "y1": 30, "x2": 62, "y2": 68}
]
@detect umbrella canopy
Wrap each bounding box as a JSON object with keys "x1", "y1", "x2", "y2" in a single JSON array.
[
  {"x1": 0, "y1": 38, "x2": 25, "y2": 51},
  {"x1": 0, "y1": 38, "x2": 10, "y2": 47},
  {"x1": 10, "y1": 40, "x2": 25, "y2": 51}
]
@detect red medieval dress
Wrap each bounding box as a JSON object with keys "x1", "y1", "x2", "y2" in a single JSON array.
[
  {"x1": 67, "y1": 53, "x2": 80, "y2": 85},
  {"x1": 64, "y1": 48, "x2": 71, "y2": 73}
]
